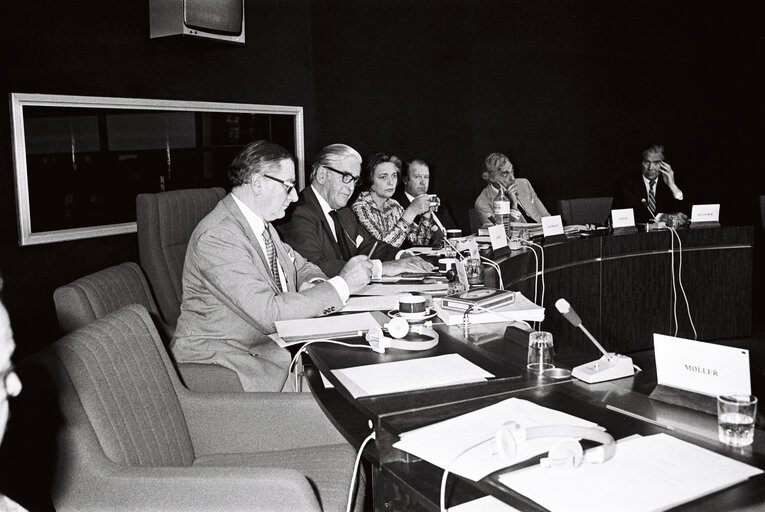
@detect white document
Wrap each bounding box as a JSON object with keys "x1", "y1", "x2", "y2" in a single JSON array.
[
  {"x1": 654, "y1": 334, "x2": 751, "y2": 396},
  {"x1": 500, "y1": 433, "x2": 763, "y2": 512},
  {"x1": 449, "y1": 496, "x2": 520, "y2": 512},
  {"x1": 541, "y1": 215, "x2": 564, "y2": 237},
  {"x1": 612, "y1": 208, "x2": 636, "y2": 228},
  {"x1": 691, "y1": 203, "x2": 720, "y2": 223},
  {"x1": 332, "y1": 353, "x2": 494, "y2": 399},
  {"x1": 354, "y1": 283, "x2": 449, "y2": 296},
  {"x1": 434, "y1": 292, "x2": 544, "y2": 326},
  {"x1": 342, "y1": 295, "x2": 401, "y2": 312},
  {"x1": 274, "y1": 312, "x2": 381, "y2": 345},
  {"x1": 393, "y1": 398, "x2": 600, "y2": 482}
]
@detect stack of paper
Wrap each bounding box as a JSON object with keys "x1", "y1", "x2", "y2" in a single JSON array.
[
  {"x1": 434, "y1": 292, "x2": 544, "y2": 325},
  {"x1": 273, "y1": 312, "x2": 381, "y2": 346},
  {"x1": 499, "y1": 433, "x2": 763, "y2": 512},
  {"x1": 354, "y1": 283, "x2": 449, "y2": 296},
  {"x1": 393, "y1": 398, "x2": 600, "y2": 481},
  {"x1": 331, "y1": 353, "x2": 494, "y2": 398}
]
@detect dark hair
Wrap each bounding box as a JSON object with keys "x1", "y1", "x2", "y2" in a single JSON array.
[
  {"x1": 228, "y1": 140, "x2": 296, "y2": 187},
  {"x1": 363, "y1": 152, "x2": 402, "y2": 189},
  {"x1": 403, "y1": 158, "x2": 429, "y2": 181}
]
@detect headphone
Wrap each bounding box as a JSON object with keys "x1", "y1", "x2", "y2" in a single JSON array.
[
  {"x1": 366, "y1": 317, "x2": 439, "y2": 353},
  {"x1": 493, "y1": 422, "x2": 615, "y2": 470}
]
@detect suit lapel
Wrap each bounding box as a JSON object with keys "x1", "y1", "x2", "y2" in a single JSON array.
[{"x1": 304, "y1": 186, "x2": 345, "y2": 259}]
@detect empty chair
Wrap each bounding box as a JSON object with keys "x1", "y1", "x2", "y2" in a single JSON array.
[
  {"x1": 556, "y1": 197, "x2": 613, "y2": 226},
  {"x1": 53, "y1": 262, "x2": 242, "y2": 392},
  {"x1": 136, "y1": 187, "x2": 225, "y2": 329},
  {"x1": 44, "y1": 304, "x2": 361, "y2": 511}
]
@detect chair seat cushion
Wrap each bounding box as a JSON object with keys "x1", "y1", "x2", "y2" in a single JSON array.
[
  {"x1": 177, "y1": 362, "x2": 244, "y2": 392},
  {"x1": 194, "y1": 444, "x2": 358, "y2": 512}
]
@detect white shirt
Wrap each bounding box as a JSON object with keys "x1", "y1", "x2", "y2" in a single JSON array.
[
  {"x1": 231, "y1": 193, "x2": 350, "y2": 301},
  {"x1": 642, "y1": 175, "x2": 683, "y2": 200}
]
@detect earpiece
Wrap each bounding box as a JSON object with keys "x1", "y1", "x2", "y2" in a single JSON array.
[
  {"x1": 366, "y1": 318, "x2": 439, "y2": 353},
  {"x1": 491, "y1": 423, "x2": 615, "y2": 470}
]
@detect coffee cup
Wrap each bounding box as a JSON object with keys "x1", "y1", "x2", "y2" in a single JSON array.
[
  {"x1": 398, "y1": 294, "x2": 427, "y2": 318},
  {"x1": 438, "y1": 258, "x2": 457, "y2": 272},
  {"x1": 446, "y1": 229, "x2": 462, "y2": 239}
]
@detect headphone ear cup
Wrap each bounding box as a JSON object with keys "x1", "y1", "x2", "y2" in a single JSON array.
[
  {"x1": 493, "y1": 427, "x2": 519, "y2": 460},
  {"x1": 543, "y1": 439, "x2": 584, "y2": 470},
  {"x1": 366, "y1": 326, "x2": 383, "y2": 343},
  {"x1": 387, "y1": 317, "x2": 410, "y2": 339}
]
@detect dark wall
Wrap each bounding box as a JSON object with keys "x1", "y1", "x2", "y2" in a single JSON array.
[{"x1": 1, "y1": 0, "x2": 763, "y2": 358}]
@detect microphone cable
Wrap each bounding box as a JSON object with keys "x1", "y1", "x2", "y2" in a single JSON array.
[
  {"x1": 288, "y1": 338, "x2": 375, "y2": 392},
  {"x1": 667, "y1": 227, "x2": 697, "y2": 339},
  {"x1": 347, "y1": 427, "x2": 376, "y2": 512}
]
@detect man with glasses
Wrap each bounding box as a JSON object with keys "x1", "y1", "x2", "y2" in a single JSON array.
[
  {"x1": 279, "y1": 144, "x2": 435, "y2": 278},
  {"x1": 172, "y1": 140, "x2": 374, "y2": 392},
  {"x1": 474, "y1": 152, "x2": 550, "y2": 227},
  {"x1": 613, "y1": 144, "x2": 687, "y2": 225}
]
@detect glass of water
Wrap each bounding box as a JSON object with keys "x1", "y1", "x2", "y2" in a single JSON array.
[
  {"x1": 527, "y1": 331, "x2": 555, "y2": 374},
  {"x1": 717, "y1": 394, "x2": 757, "y2": 447}
]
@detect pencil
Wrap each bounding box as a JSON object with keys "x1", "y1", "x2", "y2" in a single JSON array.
[{"x1": 367, "y1": 241, "x2": 379, "y2": 259}]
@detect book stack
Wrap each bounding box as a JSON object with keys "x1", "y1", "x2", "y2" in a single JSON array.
[{"x1": 440, "y1": 287, "x2": 516, "y2": 312}]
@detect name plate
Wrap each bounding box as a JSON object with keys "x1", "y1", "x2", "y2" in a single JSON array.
[
  {"x1": 654, "y1": 334, "x2": 750, "y2": 396},
  {"x1": 611, "y1": 208, "x2": 636, "y2": 228},
  {"x1": 541, "y1": 215, "x2": 564, "y2": 237},
  {"x1": 487, "y1": 224, "x2": 508, "y2": 251},
  {"x1": 691, "y1": 204, "x2": 720, "y2": 223}
]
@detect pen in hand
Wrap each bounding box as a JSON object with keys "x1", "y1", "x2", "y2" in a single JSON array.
[{"x1": 367, "y1": 241, "x2": 379, "y2": 259}]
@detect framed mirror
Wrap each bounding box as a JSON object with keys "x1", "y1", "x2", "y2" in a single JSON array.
[{"x1": 10, "y1": 93, "x2": 304, "y2": 245}]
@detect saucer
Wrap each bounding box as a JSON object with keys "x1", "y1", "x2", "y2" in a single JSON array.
[{"x1": 387, "y1": 307, "x2": 437, "y2": 323}]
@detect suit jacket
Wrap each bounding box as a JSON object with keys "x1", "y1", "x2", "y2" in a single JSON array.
[
  {"x1": 171, "y1": 193, "x2": 344, "y2": 391},
  {"x1": 474, "y1": 178, "x2": 550, "y2": 226},
  {"x1": 278, "y1": 186, "x2": 398, "y2": 277},
  {"x1": 612, "y1": 173, "x2": 687, "y2": 224},
  {"x1": 393, "y1": 190, "x2": 458, "y2": 231}
]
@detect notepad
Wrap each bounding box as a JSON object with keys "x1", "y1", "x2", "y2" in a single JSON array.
[
  {"x1": 332, "y1": 353, "x2": 494, "y2": 398},
  {"x1": 273, "y1": 312, "x2": 381, "y2": 346},
  {"x1": 499, "y1": 433, "x2": 763, "y2": 512}
]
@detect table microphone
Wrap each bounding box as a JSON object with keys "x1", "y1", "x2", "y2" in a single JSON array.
[
  {"x1": 640, "y1": 198, "x2": 657, "y2": 221},
  {"x1": 555, "y1": 298, "x2": 635, "y2": 384}
]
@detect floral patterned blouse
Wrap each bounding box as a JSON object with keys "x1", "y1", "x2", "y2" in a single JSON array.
[{"x1": 351, "y1": 191, "x2": 435, "y2": 247}]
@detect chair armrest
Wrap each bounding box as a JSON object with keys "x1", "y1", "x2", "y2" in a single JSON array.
[
  {"x1": 178, "y1": 389, "x2": 347, "y2": 455},
  {"x1": 56, "y1": 463, "x2": 321, "y2": 512}
]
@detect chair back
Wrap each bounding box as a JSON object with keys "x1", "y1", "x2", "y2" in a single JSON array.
[
  {"x1": 53, "y1": 262, "x2": 172, "y2": 340},
  {"x1": 556, "y1": 197, "x2": 613, "y2": 225},
  {"x1": 136, "y1": 187, "x2": 225, "y2": 327},
  {"x1": 468, "y1": 208, "x2": 481, "y2": 234},
  {"x1": 760, "y1": 195, "x2": 765, "y2": 229},
  {"x1": 52, "y1": 304, "x2": 195, "y2": 467}
]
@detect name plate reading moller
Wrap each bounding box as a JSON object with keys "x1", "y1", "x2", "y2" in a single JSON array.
[
  {"x1": 541, "y1": 215, "x2": 564, "y2": 237},
  {"x1": 691, "y1": 204, "x2": 720, "y2": 223},
  {"x1": 654, "y1": 334, "x2": 750, "y2": 396},
  {"x1": 611, "y1": 208, "x2": 636, "y2": 228}
]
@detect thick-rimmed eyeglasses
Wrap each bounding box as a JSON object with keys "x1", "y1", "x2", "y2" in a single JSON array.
[
  {"x1": 262, "y1": 174, "x2": 296, "y2": 195},
  {"x1": 324, "y1": 166, "x2": 362, "y2": 186}
]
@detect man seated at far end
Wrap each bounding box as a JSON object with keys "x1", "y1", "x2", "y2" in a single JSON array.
[
  {"x1": 278, "y1": 143, "x2": 435, "y2": 278},
  {"x1": 612, "y1": 144, "x2": 688, "y2": 226},
  {"x1": 474, "y1": 152, "x2": 550, "y2": 227},
  {"x1": 171, "y1": 140, "x2": 374, "y2": 392}
]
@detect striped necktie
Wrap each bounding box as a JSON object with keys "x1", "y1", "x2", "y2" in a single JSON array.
[
  {"x1": 262, "y1": 225, "x2": 283, "y2": 292},
  {"x1": 647, "y1": 178, "x2": 657, "y2": 217}
]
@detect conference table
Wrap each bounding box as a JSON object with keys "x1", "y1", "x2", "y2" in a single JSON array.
[{"x1": 304, "y1": 225, "x2": 761, "y2": 511}]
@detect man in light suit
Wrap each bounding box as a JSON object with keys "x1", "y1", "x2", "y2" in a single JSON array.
[
  {"x1": 171, "y1": 141, "x2": 373, "y2": 392},
  {"x1": 474, "y1": 152, "x2": 550, "y2": 226},
  {"x1": 279, "y1": 144, "x2": 434, "y2": 278}
]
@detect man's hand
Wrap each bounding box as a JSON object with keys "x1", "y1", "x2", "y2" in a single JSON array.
[
  {"x1": 659, "y1": 162, "x2": 678, "y2": 188},
  {"x1": 339, "y1": 255, "x2": 373, "y2": 293},
  {"x1": 381, "y1": 256, "x2": 436, "y2": 276},
  {"x1": 506, "y1": 183, "x2": 520, "y2": 208},
  {"x1": 402, "y1": 194, "x2": 434, "y2": 223}
]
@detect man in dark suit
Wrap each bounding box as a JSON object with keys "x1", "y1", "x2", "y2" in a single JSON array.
[
  {"x1": 613, "y1": 144, "x2": 688, "y2": 225},
  {"x1": 393, "y1": 158, "x2": 457, "y2": 236},
  {"x1": 279, "y1": 144, "x2": 435, "y2": 278}
]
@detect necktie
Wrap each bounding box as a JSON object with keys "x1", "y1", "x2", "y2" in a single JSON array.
[
  {"x1": 329, "y1": 210, "x2": 352, "y2": 260},
  {"x1": 647, "y1": 178, "x2": 657, "y2": 217},
  {"x1": 262, "y1": 225, "x2": 283, "y2": 292}
]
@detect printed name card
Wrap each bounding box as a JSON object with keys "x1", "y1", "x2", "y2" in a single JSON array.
[
  {"x1": 654, "y1": 334, "x2": 751, "y2": 396},
  {"x1": 541, "y1": 215, "x2": 564, "y2": 237},
  {"x1": 487, "y1": 224, "x2": 508, "y2": 251},
  {"x1": 611, "y1": 208, "x2": 636, "y2": 228},
  {"x1": 691, "y1": 204, "x2": 720, "y2": 223}
]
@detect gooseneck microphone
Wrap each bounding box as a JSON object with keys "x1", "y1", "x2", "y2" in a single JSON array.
[
  {"x1": 555, "y1": 299, "x2": 610, "y2": 361},
  {"x1": 555, "y1": 298, "x2": 635, "y2": 383},
  {"x1": 640, "y1": 198, "x2": 658, "y2": 222}
]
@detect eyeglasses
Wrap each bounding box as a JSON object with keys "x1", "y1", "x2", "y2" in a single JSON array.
[
  {"x1": 262, "y1": 174, "x2": 296, "y2": 195},
  {"x1": 324, "y1": 166, "x2": 362, "y2": 186}
]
